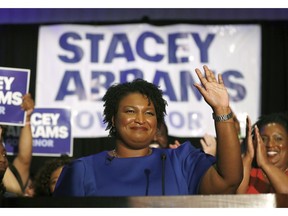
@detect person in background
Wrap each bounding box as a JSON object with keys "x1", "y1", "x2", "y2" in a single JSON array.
[
  {"x1": 23, "y1": 175, "x2": 35, "y2": 197},
  {"x1": 237, "y1": 112, "x2": 288, "y2": 194},
  {"x1": 149, "y1": 121, "x2": 181, "y2": 149},
  {"x1": 0, "y1": 125, "x2": 17, "y2": 197},
  {"x1": 33, "y1": 155, "x2": 72, "y2": 196},
  {"x1": 0, "y1": 126, "x2": 8, "y2": 196},
  {"x1": 53, "y1": 65, "x2": 243, "y2": 196},
  {"x1": 2, "y1": 93, "x2": 35, "y2": 196}
]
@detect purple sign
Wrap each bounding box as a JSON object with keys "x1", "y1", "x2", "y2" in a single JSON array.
[
  {"x1": 5, "y1": 107, "x2": 73, "y2": 157},
  {"x1": 0, "y1": 67, "x2": 30, "y2": 126}
]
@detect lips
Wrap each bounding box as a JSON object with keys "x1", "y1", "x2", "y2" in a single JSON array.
[{"x1": 130, "y1": 126, "x2": 148, "y2": 131}]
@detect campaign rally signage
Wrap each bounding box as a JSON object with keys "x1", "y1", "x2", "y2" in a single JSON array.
[
  {"x1": 0, "y1": 67, "x2": 30, "y2": 126},
  {"x1": 36, "y1": 24, "x2": 261, "y2": 138},
  {"x1": 4, "y1": 107, "x2": 73, "y2": 157}
]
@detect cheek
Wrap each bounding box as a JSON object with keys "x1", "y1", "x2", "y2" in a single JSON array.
[
  {"x1": 3, "y1": 158, "x2": 8, "y2": 167},
  {"x1": 148, "y1": 118, "x2": 157, "y2": 132},
  {"x1": 279, "y1": 140, "x2": 288, "y2": 149},
  {"x1": 116, "y1": 116, "x2": 134, "y2": 127},
  {"x1": 281, "y1": 145, "x2": 288, "y2": 155}
]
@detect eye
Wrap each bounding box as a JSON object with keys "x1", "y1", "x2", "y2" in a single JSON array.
[
  {"x1": 275, "y1": 136, "x2": 283, "y2": 142},
  {"x1": 145, "y1": 111, "x2": 155, "y2": 116},
  {"x1": 125, "y1": 109, "x2": 135, "y2": 114}
]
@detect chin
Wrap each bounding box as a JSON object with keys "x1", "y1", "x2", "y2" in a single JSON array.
[{"x1": 268, "y1": 157, "x2": 280, "y2": 166}]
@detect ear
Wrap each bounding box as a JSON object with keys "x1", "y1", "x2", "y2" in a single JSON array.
[{"x1": 112, "y1": 116, "x2": 115, "y2": 127}]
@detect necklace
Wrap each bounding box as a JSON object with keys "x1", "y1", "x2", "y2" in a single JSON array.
[{"x1": 111, "y1": 148, "x2": 152, "y2": 158}]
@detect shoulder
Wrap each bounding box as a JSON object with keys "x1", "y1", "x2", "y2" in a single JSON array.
[
  {"x1": 174, "y1": 141, "x2": 198, "y2": 154},
  {"x1": 58, "y1": 152, "x2": 108, "y2": 180}
]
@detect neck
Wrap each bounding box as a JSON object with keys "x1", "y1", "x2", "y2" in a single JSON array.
[{"x1": 112, "y1": 148, "x2": 152, "y2": 158}]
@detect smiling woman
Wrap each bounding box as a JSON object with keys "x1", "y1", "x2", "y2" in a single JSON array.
[
  {"x1": 53, "y1": 65, "x2": 243, "y2": 197},
  {"x1": 237, "y1": 112, "x2": 288, "y2": 194},
  {"x1": 112, "y1": 93, "x2": 158, "y2": 154}
]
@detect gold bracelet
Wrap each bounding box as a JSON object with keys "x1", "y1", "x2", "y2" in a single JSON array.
[{"x1": 212, "y1": 111, "x2": 233, "y2": 122}]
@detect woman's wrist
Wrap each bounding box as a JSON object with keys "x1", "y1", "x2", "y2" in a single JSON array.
[
  {"x1": 212, "y1": 106, "x2": 233, "y2": 122},
  {"x1": 25, "y1": 117, "x2": 31, "y2": 126},
  {"x1": 212, "y1": 106, "x2": 231, "y2": 115},
  {"x1": 212, "y1": 111, "x2": 233, "y2": 122}
]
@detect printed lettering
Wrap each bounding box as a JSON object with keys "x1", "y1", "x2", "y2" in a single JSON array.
[{"x1": 0, "y1": 76, "x2": 15, "y2": 90}]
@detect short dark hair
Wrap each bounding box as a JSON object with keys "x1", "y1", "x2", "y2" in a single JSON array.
[
  {"x1": 0, "y1": 125, "x2": 8, "y2": 139},
  {"x1": 33, "y1": 155, "x2": 72, "y2": 196},
  {"x1": 102, "y1": 79, "x2": 167, "y2": 137},
  {"x1": 254, "y1": 112, "x2": 288, "y2": 133}
]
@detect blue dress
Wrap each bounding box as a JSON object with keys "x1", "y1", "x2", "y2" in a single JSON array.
[{"x1": 53, "y1": 141, "x2": 216, "y2": 197}]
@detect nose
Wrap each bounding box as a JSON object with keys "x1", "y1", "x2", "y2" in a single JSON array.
[
  {"x1": 135, "y1": 113, "x2": 145, "y2": 124},
  {"x1": 265, "y1": 137, "x2": 275, "y2": 147}
]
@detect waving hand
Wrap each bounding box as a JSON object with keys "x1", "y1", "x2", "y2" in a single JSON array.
[{"x1": 194, "y1": 65, "x2": 229, "y2": 110}]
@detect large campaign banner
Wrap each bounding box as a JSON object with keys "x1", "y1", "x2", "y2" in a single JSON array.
[
  {"x1": 0, "y1": 67, "x2": 30, "y2": 126},
  {"x1": 4, "y1": 107, "x2": 73, "y2": 157},
  {"x1": 36, "y1": 24, "x2": 261, "y2": 138}
]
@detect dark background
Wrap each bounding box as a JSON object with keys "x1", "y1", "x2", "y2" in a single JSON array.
[{"x1": 1, "y1": 8, "x2": 288, "y2": 175}]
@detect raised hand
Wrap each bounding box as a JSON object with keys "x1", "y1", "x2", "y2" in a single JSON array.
[
  {"x1": 254, "y1": 125, "x2": 270, "y2": 168},
  {"x1": 169, "y1": 140, "x2": 181, "y2": 149},
  {"x1": 194, "y1": 65, "x2": 229, "y2": 110},
  {"x1": 21, "y1": 93, "x2": 35, "y2": 118},
  {"x1": 244, "y1": 115, "x2": 255, "y2": 161}
]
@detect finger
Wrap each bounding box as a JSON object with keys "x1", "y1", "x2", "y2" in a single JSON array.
[
  {"x1": 203, "y1": 65, "x2": 213, "y2": 82},
  {"x1": 205, "y1": 65, "x2": 217, "y2": 82},
  {"x1": 246, "y1": 115, "x2": 251, "y2": 138},
  {"x1": 254, "y1": 126, "x2": 263, "y2": 162},
  {"x1": 211, "y1": 73, "x2": 217, "y2": 82},
  {"x1": 218, "y1": 74, "x2": 224, "y2": 85},
  {"x1": 200, "y1": 139, "x2": 207, "y2": 148},
  {"x1": 174, "y1": 140, "x2": 181, "y2": 146},
  {"x1": 169, "y1": 144, "x2": 178, "y2": 149},
  {"x1": 193, "y1": 82, "x2": 209, "y2": 99},
  {"x1": 193, "y1": 83, "x2": 207, "y2": 99},
  {"x1": 208, "y1": 136, "x2": 217, "y2": 146},
  {"x1": 203, "y1": 136, "x2": 211, "y2": 145},
  {"x1": 255, "y1": 125, "x2": 264, "y2": 152},
  {"x1": 195, "y1": 67, "x2": 208, "y2": 86}
]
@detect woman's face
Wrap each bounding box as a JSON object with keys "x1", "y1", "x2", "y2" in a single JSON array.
[
  {"x1": 114, "y1": 93, "x2": 157, "y2": 149},
  {"x1": 260, "y1": 123, "x2": 288, "y2": 171}
]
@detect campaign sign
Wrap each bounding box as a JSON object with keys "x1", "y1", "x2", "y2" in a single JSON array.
[
  {"x1": 4, "y1": 107, "x2": 73, "y2": 157},
  {"x1": 36, "y1": 24, "x2": 261, "y2": 138},
  {"x1": 0, "y1": 67, "x2": 30, "y2": 126}
]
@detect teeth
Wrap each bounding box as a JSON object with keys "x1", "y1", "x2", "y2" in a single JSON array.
[{"x1": 267, "y1": 151, "x2": 277, "y2": 156}]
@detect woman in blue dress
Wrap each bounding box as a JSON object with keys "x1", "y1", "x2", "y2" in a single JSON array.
[{"x1": 53, "y1": 65, "x2": 243, "y2": 196}]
